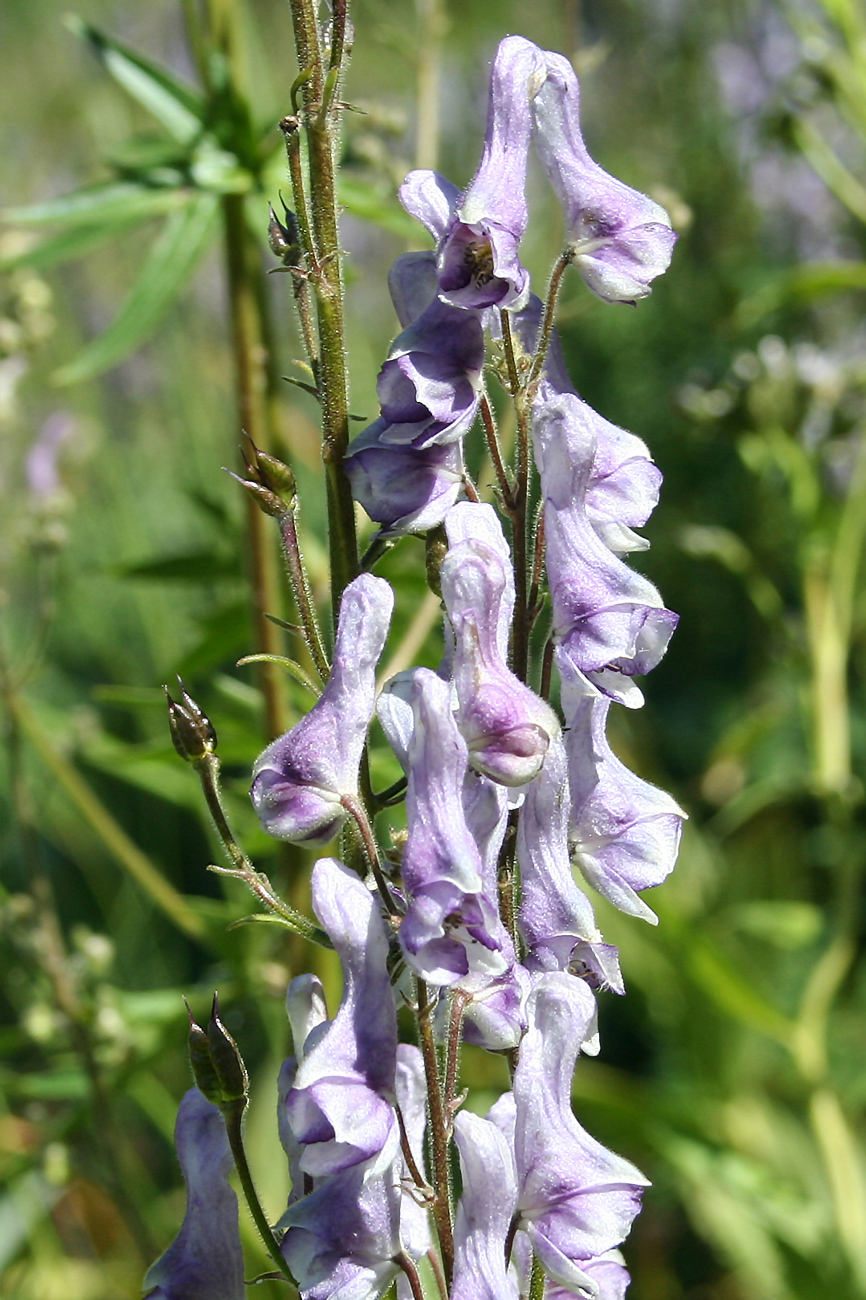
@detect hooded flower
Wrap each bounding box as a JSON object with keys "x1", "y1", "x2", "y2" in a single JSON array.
[
  {"x1": 284, "y1": 858, "x2": 399, "y2": 1178},
  {"x1": 251, "y1": 574, "x2": 393, "y2": 843},
  {"x1": 517, "y1": 735, "x2": 624, "y2": 994},
  {"x1": 531, "y1": 50, "x2": 677, "y2": 303},
  {"x1": 450, "y1": 1110, "x2": 520, "y2": 1300},
  {"x1": 400, "y1": 37, "x2": 546, "y2": 310},
  {"x1": 345, "y1": 252, "x2": 482, "y2": 536},
  {"x1": 509, "y1": 975, "x2": 649, "y2": 1294},
  {"x1": 143, "y1": 1089, "x2": 244, "y2": 1300},
  {"x1": 559, "y1": 654, "x2": 686, "y2": 925},
  {"x1": 533, "y1": 390, "x2": 677, "y2": 707},
  {"x1": 442, "y1": 502, "x2": 560, "y2": 786},
  {"x1": 399, "y1": 668, "x2": 510, "y2": 985},
  {"x1": 279, "y1": 1045, "x2": 429, "y2": 1300},
  {"x1": 507, "y1": 299, "x2": 663, "y2": 555}
]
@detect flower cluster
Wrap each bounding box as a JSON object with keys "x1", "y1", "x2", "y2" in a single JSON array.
[{"x1": 153, "y1": 32, "x2": 683, "y2": 1300}]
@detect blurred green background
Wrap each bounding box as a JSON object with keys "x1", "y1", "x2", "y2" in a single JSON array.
[{"x1": 2, "y1": 0, "x2": 866, "y2": 1296}]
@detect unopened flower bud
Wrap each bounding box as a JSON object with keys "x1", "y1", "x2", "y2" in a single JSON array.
[
  {"x1": 268, "y1": 201, "x2": 302, "y2": 268},
  {"x1": 186, "y1": 995, "x2": 249, "y2": 1109},
  {"x1": 206, "y1": 993, "x2": 249, "y2": 1106},
  {"x1": 166, "y1": 682, "x2": 217, "y2": 763}
]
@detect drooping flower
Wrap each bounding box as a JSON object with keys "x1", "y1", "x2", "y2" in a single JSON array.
[
  {"x1": 251, "y1": 574, "x2": 393, "y2": 844},
  {"x1": 450, "y1": 1110, "x2": 520, "y2": 1300},
  {"x1": 533, "y1": 390, "x2": 677, "y2": 707},
  {"x1": 400, "y1": 36, "x2": 546, "y2": 310},
  {"x1": 279, "y1": 1044, "x2": 428, "y2": 1300},
  {"x1": 559, "y1": 654, "x2": 686, "y2": 924},
  {"x1": 531, "y1": 50, "x2": 677, "y2": 303},
  {"x1": 398, "y1": 668, "x2": 510, "y2": 985},
  {"x1": 441, "y1": 502, "x2": 560, "y2": 786},
  {"x1": 508, "y1": 974, "x2": 649, "y2": 1294},
  {"x1": 284, "y1": 858, "x2": 399, "y2": 1178},
  {"x1": 507, "y1": 298, "x2": 663, "y2": 555},
  {"x1": 143, "y1": 1089, "x2": 244, "y2": 1300},
  {"x1": 517, "y1": 734, "x2": 624, "y2": 994}
]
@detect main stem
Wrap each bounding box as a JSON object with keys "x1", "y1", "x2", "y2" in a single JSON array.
[{"x1": 287, "y1": 0, "x2": 359, "y2": 627}]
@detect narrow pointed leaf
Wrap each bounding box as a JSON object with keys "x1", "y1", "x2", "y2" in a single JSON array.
[
  {"x1": 53, "y1": 193, "x2": 219, "y2": 386},
  {"x1": 1, "y1": 182, "x2": 190, "y2": 229},
  {"x1": 0, "y1": 218, "x2": 145, "y2": 273},
  {"x1": 66, "y1": 14, "x2": 205, "y2": 143}
]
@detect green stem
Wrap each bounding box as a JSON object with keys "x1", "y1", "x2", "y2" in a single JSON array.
[
  {"x1": 222, "y1": 191, "x2": 288, "y2": 738},
  {"x1": 222, "y1": 1101, "x2": 296, "y2": 1285},
  {"x1": 417, "y1": 980, "x2": 455, "y2": 1287},
  {"x1": 526, "y1": 248, "x2": 573, "y2": 393}
]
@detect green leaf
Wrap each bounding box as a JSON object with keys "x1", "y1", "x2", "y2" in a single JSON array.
[
  {"x1": 53, "y1": 193, "x2": 219, "y2": 385},
  {"x1": 66, "y1": 15, "x2": 204, "y2": 144},
  {"x1": 338, "y1": 176, "x2": 421, "y2": 239},
  {"x1": 236, "y1": 654, "x2": 322, "y2": 697},
  {"x1": 1, "y1": 181, "x2": 190, "y2": 229},
  {"x1": 0, "y1": 218, "x2": 146, "y2": 273},
  {"x1": 118, "y1": 549, "x2": 240, "y2": 582}
]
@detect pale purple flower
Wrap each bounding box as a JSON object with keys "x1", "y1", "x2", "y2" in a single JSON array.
[
  {"x1": 546, "y1": 1252, "x2": 632, "y2": 1300},
  {"x1": 450, "y1": 1110, "x2": 520, "y2": 1300},
  {"x1": 399, "y1": 668, "x2": 510, "y2": 985},
  {"x1": 251, "y1": 574, "x2": 393, "y2": 844},
  {"x1": 441, "y1": 502, "x2": 560, "y2": 786},
  {"x1": 284, "y1": 858, "x2": 399, "y2": 1178},
  {"x1": 400, "y1": 37, "x2": 546, "y2": 310},
  {"x1": 532, "y1": 50, "x2": 677, "y2": 303},
  {"x1": 507, "y1": 300, "x2": 663, "y2": 554},
  {"x1": 278, "y1": 975, "x2": 329, "y2": 1205},
  {"x1": 280, "y1": 1045, "x2": 428, "y2": 1300},
  {"x1": 533, "y1": 390, "x2": 677, "y2": 707},
  {"x1": 143, "y1": 1089, "x2": 244, "y2": 1300},
  {"x1": 510, "y1": 975, "x2": 649, "y2": 1293},
  {"x1": 559, "y1": 655, "x2": 685, "y2": 924},
  {"x1": 518, "y1": 735, "x2": 624, "y2": 994}
]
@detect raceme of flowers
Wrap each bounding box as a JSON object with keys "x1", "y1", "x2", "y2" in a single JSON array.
[{"x1": 150, "y1": 33, "x2": 683, "y2": 1300}]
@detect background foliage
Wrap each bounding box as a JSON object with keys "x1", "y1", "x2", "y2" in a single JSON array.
[{"x1": 2, "y1": 0, "x2": 866, "y2": 1297}]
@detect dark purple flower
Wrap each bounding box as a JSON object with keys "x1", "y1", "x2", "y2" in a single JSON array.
[
  {"x1": 398, "y1": 668, "x2": 510, "y2": 985},
  {"x1": 533, "y1": 390, "x2": 677, "y2": 707},
  {"x1": 450, "y1": 1110, "x2": 520, "y2": 1300},
  {"x1": 400, "y1": 37, "x2": 546, "y2": 310},
  {"x1": 532, "y1": 50, "x2": 677, "y2": 303},
  {"x1": 345, "y1": 418, "x2": 465, "y2": 536},
  {"x1": 559, "y1": 654, "x2": 685, "y2": 924},
  {"x1": 517, "y1": 735, "x2": 624, "y2": 994},
  {"x1": 284, "y1": 858, "x2": 399, "y2": 1177},
  {"x1": 143, "y1": 1089, "x2": 244, "y2": 1300},
  {"x1": 251, "y1": 574, "x2": 393, "y2": 844},
  {"x1": 442, "y1": 502, "x2": 560, "y2": 786},
  {"x1": 510, "y1": 974, "x2": 649, "y2": 1292}
]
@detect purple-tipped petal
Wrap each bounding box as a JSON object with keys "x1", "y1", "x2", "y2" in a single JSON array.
[
  {"x1": 143, "y1": 1089, "x2": 244, "y2": 1300},
  {"x1": 441, "y1": 504, "x2": 560, "y2": 787},
  {"x1": 450, "y1": 1110, "x2": 520, "y2": 1300},
  {"x1": 251, "y1": 575, "x2": 393, "y2": 844},
  {"x1": 286, "y1": 859, "x2": 398, "y2": 1177},
  {"x1": 532, "y1": 51, "x2": 676, "y2": 303}
]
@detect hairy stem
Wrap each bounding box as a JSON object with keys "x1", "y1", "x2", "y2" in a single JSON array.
[
  {"x1": 417, "y1": 979, "x2": 455, "y2": 1286},
  {"x1": 223, "y1": 1100, "x2": 296, "y2": 1285}
]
